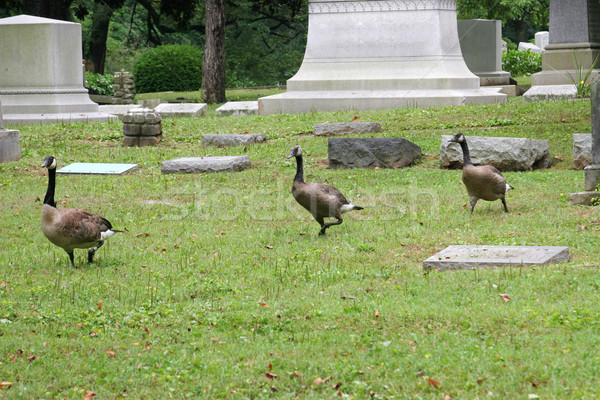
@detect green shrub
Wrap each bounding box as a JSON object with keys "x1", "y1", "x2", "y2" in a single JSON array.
[
  {"x1": 502, "y1": 49, "x2": 542, "y2": 77},
  {"x1": 133, "y1": 45, "x2": 203, "y2": 93},
  {"x1": 85, "y1": 72, "x2": 114, "y2": 96}
]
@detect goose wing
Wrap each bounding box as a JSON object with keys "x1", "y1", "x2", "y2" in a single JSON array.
[{"x1": 58, "y1": 209, "x2": 111, "y2": 242}]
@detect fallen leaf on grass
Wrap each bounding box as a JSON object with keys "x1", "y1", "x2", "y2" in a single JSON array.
[
  {"x1": 135, "y1": 232, "x2": 150, "y2": 237},
  {"x1": 258, "y1": 302, "x2": 269, "y2": 308},
  {"x1": 428, "y1": 377, "x2": 440, "y2": 389},
  {"x1": 374, "y1": 310, "x2": 380, "y2": 318},
  {"x1": 314, "y1": 376, "x2": 332, "y2": 385},
  {"x1": 106, "y1": 350, "x2": 116, "y2": 357},
  {"x1": 265, "y1": 245, "x2": 274, "y2": 249},
  {"x1": 341, "y1": 294, "x2": 355, "y2": 300},
  {"x1": 290, "y1": 370, "x2": 303, "y2": 377},
  {"x1": 0, "y1": 382, "x2": 13, "y2": 389},
  {"x1": 97, "y1": 301, "x2": 103, "y2": 310},
  {"x1": 499, "y1": 293, "x2": 511, "y2": 302},
  {"x1": 554, "y1": 155, "x2": 564, "y2": 161},
  {"x1": 84, "y1": 390, "x2": 96, "y2": 399},
  {"x1": 352, "y1": 116, "x2": 358, "y2": 121},
  {"x1": 265, "y1": 373, "x2": 278, "y2": 379}
]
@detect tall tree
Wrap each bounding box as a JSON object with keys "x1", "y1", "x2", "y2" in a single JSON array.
[
  {"x1": 202, "y1": 0, "x2": 226, "y2": 103},
  {"x1": 86, "y1": 1, "x2": 115, "y2": 74}
]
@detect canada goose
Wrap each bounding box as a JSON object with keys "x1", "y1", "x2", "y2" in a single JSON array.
[
  {"x1": 41, "y1": 156, "x2": 121, "y2": 267},
  {"x1": 448, "y1": 133, "x2": 513, "y2": 214},
  {"x1": 288, "y1": 145, "x2": 363, "y2": 235}
]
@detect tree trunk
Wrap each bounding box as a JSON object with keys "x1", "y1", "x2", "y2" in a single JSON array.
[
  {"x1": 87, "y1": 2, "x2": 114, "y2": 74},
  {"x1": 515, "y1": 19, "x2": 529, "y2": 44},
  {"x1": 24, "y1": 0, "x2": 72, "y2": 20},
  {"x1": 202, "y1": 0, "x2": 226, "y2": 104}
]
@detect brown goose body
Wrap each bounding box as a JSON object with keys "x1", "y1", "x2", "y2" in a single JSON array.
[
  {"x1": 41, "y1": 156, "x2": 120, "y2": 266},
  {"x1": 449, "y1": 133, "x2": 513, "y2": 213},
  {"x1": 288, "y1": 146, "x2": 363, "y2": 235}
]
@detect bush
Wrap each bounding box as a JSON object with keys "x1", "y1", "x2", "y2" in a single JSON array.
[
  {"x1": 502, "y1": 49, "x2": 542, "y2": 77},
  {"x1": 133, "y1": 45, "x2": 203, "y2": 93},
  {"x1": 85, "y1": 72, "x2": 114, "y2": 96}
]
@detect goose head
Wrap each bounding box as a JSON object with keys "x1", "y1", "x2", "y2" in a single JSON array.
[
  {"x1": 287, "y1": 145, "x2": 302, "y2": 158},
  {"x1": 448, "y1": 133, "x2": 465, "y2": 144},
  {"x1": 42, "y1": 156, "x2": 57, "y2": 169}
]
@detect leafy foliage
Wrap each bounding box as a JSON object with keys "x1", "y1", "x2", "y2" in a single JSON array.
[
  {"x1": 85, "y1": 72, "x2": 114, "y2": 96},
  {"x1": 502, "y1": 49, "x2": 542, "y2": 77},
  {"x1": 133, "y1": 44, "x2": 203, "y2": 93}
]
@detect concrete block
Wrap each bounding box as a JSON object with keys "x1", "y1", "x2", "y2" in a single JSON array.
[
  {"x1": 215, "y1": 101, "x2": 258, "y2": 116},
  {"x1": 154, "y1": 103, "x2": 207, "y2": 118},
  {"x1": 423, "y1": 245, "x2": 570, "y2": 271},
  {"x1": 523, "y1": 84, "x2": 577, "y2": 102}
]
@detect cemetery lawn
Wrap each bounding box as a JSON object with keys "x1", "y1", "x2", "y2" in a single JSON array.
[{"x1": 2, "y1": 97, "x2": 600, "y2": 399}]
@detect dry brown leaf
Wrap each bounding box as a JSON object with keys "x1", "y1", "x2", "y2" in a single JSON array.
[
  {"x1": 428, "y1": 377, "x2": 440, "y2": 389},
  {"x1": 341, "y1": 294, "x2": 355, "y2": 300},
  {"x1": 106, "y1": 350, "x2": 116, "y2": 357},
  {"x1": 97, "y1": 301, "x2": 103, "y2": 310},
  {"x1": 374, "y1": 310, "x2": 380, "y2": 318},
  {"x1": 265, "y1": 373, "x2": 278, "y2": 379},
  {"x1": 84, "y1": 390, "x2": 96, "y2": 400},
  {"x1": 290, "y1": 370, "x2": 303, "y2": 377},
  {"x1": 265, "y1": 245, "x2": 274, "y2": 249},
  {"x1": 0, "y1": 382, "x2": 13, "y2": 389},
  {"x1": 499, "y1": 293, "x2": 511, "y2": 302},
  {"x1": 258, "y1": 302, "x2": 269, "y2": 308}
]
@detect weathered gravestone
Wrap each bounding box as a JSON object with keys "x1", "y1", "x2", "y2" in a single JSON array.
[
  {"x1": 161, "y1": 156, "x2": 251, "y2": 174},
  {"x1": 571, "y1": 76, "x2": 600, "y2": 205},
  {"x1": 215, "y1": 101, "x2": 258, "y2": 116},
  {"x1": 0, "y1": 15, "x2": 115, "y2": 125},
  {"x1": 440, "y1": 135, "x2": 551, "y2": 171},
  {"x1": 154, "y1": 103, "x2": 207, "y2": 118},
  {"x1": 423, "y1": 245, "x2": 570, "y2": 271},
  {"x1": 202, "y1": 134, "x2": 266, "y2": 147},
  {"x1": 0, "y1": 95, "x2": 22, "y2": 163},
  {"x1": 328, "y1": 138, "x2": 421, "y2": 169},
  {"x1": 258, "y1": 0, "x2": 506, "y2": 115},
  {"x1": 314, "y1": 122, "x2": 382, "y2": 136},
  {"x1": 535, "y1": 31, "x2": 549, "y2": 51},
  {"x1": 525, "y1": 0, "x2": 600, "y2": 100},
  {"x1": 112, "y1": 70, "x2": 136, "y2": 104}
]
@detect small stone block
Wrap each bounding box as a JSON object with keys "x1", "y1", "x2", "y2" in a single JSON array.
[
  {"x1": 523, "y1": 85, "x2": 577, "y2": 102},
  {"x1": 122, "y1": 123, "x2": 141, "y2": 136},
  {"x1": 154, "y1": 103, "x2": 207, "y2": 118},
  {"x1": 215, "y1": 101, "x2": 258, "y2": 116},
  {"x1": 122, "y1": 136, "x2": 139, "y2": 147},
  {"x1": 202, "y1": 133, "x2": 266, "y2": 147},
  {"x1": 140, "y1": 124, "x2": 163, "y2": 136},
  {"x1": 138, "y1": 135, "x2": 163, "y2": 147},
  {"x1": 314, "y1": 122, "x2": 382, "y2": 136},
  {"x1": 423, "y1": 245, "x2": 570, "y2": 271},
  {"x1": 570, "y1": 191, "x2": 600, "y2": 206},
  {"x1": 161, "y1": 156, "x2": 251, "y2": 174},
  {"x1": 0, "y1": 129, "x2": 21, "y2": 162},
  {"x1": 573, "y1": 133, "x2": 592, "y2": 169},
  {"x1": 584, "y1": 164, "x2": 600, "y2": 191},
  {"x1": 57, "y1": 162, "x2": 139, "y2": 175}
]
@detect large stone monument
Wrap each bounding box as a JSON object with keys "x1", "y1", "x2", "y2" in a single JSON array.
[
  {"x1": 571, "y1": 76, "x2": 600, "y2": 205},
  {"x1": 526, "y1": 0, "x2": 600, "y2": 100},
  {"x1": 457, "y1": 20, "x2": 511, "y2": 87},
  {"x1": 0, "y1": 15, "x2": 115, "y2": 125},
  {"x1": 258, "y1": 0, "x2": 506, "y2": 115}
]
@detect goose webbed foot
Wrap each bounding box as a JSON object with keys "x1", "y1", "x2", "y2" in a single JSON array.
[
  {"x1": 319, "y1": 218, "x2": 343, "y2": 235},
  {"x1": 67, "y1": 251, "x2": 75, "y2": 267}
]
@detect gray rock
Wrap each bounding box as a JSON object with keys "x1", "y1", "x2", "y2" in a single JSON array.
[
  {"x1": 328, "y1": 138, "x2": 421, "y2": 169},
  {"x1": 202, "y1": 133, "x2": 266, "y2": 147},
  {"x1": 440, "y1": 135, "x2": 551, "y2": 171},
  {"x1": 573, "y1": 133, "x2": 592, "y2": 169},
  {"x1": 570, "y1": 191, "x2": 600, "y2": 205},
  {"x1": 523, "y1": 84, "x2": 577, "y2": 102},
  {"x1": 215, "y1": 101, "x2": 258, "y2": 116},
  {"x1": 161, "y1": 156, "x2": 251, "y2": 174},
  {"x1": 517, "y1": 42, "x2": 542, "y2": 54},
  {"x1": 314, "y1": 122, "x2": 382, "y2": 137},
  {"x1": 140, "y1": 124, "x2": 163, "y2": 136},
  {"x1": 0, "y1": 129, "x2": 21, "y2": 162},
  {"x1": 423, "y1": 245, "x2": 570, "y2": 271}
]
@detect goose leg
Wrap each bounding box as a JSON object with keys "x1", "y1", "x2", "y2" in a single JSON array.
[
  {"x1": 88, "y1": 241, "x2": 104, "y2": 263},
  {"x1": 320, "y1": 218, "x2": 343, "y2": 235},
  {"x1": 469, "y1": 196, "x2": 478, "y2": 214},
  {"x1": 66, "y1": 250, "x2": 75, "y2": 267},
  {"x1": 316, "y1": 216, "x2": 327, "y2": 236},
  {"x1": 501, "y1": 198, "x2": 509, "y2": 213}
]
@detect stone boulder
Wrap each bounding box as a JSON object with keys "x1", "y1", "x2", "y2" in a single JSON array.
[
  {"x1": 161, "y1": 156, "x2": 251, "y2": 174},
  {"x1": 440, "y1": 135, "x2": 551, "y2": 171},
  {"x1": 314, "y1": 122, "x2": 382, "y2": 136},
  {"x1": 202, "y1": 133, "x2": 266, "y2": 147},
  {"x1": 573, "y1": 133, "x2": 592, "y2": 170},
  {"x1": 328, "y1": 138, "x2": 421, "y2": 169}
]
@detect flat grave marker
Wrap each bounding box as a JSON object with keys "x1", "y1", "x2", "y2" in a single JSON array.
[{"x1": 57, "y1": 163, "x2": 139, "y2": 175}]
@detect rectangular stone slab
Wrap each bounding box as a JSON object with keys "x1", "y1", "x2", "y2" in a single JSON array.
[
  {"x1": 57, "y1": 163, "x2": 139, "y2": 175},
  {"x1": 423, "y1": 245, "x2": 570, "y2": 271},
  {"x1": 215, "y1": 101, "x2": 258, "y2": 116},
  {"x1": 161, "y1": 156, "x2": 251, "y2": 174}
]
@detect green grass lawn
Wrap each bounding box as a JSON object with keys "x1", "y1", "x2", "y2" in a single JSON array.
[{"x1": 1, "y1": 97, "x2": 599, "y2": 399}]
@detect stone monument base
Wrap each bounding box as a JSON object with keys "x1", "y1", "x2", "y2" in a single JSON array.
[
  {"x1": 571, "y1": 165, "x2": 600, "y2": 205},
  {"x1": 259, "y1": 88, "x2": 506, "y2": 115},
  {"x1": 531, "y1": 44, "x2": 600, "y2": 86},
  {"x1": 3, "y1": 112, "x2": 117, "y2": 126}
]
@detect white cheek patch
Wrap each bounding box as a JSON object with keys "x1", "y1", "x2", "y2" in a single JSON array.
[
  {"x1": 101, "y1": 230, "x2": 116, "y2": 241},
  {"x1": 50, "y1": 159, "x2": 57, "y2": 169}
]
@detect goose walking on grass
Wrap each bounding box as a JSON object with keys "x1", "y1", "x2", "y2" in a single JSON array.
[
  {"x1": 41, "y1": 156, "x2": 121, "y2": 267},
  {"x1": 288, "y1": 145, "x2": 363, "y2": 235},
  {"x1": 448, "y1": 133, "x2": 513, "y2": 214}
]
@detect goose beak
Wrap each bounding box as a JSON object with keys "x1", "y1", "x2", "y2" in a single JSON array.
[{"x1": 287, "y1": 151, "x2": 294, "y2": 159}]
